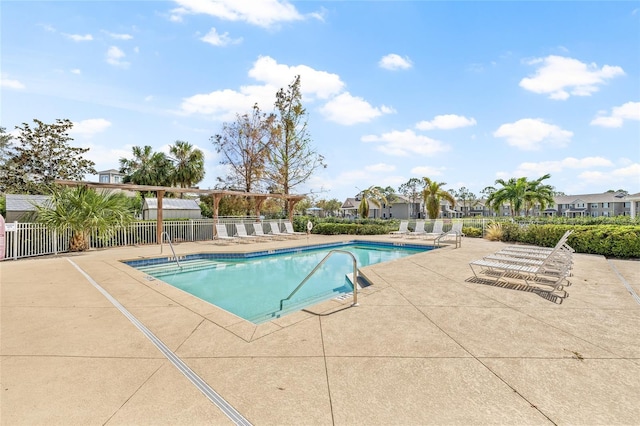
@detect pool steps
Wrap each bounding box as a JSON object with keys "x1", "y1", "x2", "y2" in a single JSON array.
[{"x1": 137, "y1": 259, "x2": 225, "y2": 276}]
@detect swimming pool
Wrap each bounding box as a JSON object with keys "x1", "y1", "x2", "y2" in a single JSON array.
[{"x1": 126, "y1": 241, "x2": 432, "y2": 323}]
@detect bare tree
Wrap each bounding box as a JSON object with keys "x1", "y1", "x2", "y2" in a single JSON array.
[
  {"x1": 212, "y1": 103, "x2": 275, "y2": 193},
  {"x1": 265, "y1": 75, "x2": 326, "y2": 213}
]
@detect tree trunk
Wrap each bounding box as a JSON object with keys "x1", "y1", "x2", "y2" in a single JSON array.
[{"x1": 69, "y1": 231, "x2": 89, "y2": 251}]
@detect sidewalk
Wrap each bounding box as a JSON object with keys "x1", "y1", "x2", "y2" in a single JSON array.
[{"x1": 1, "y1": 236, "x2": 639, "y2": 425}]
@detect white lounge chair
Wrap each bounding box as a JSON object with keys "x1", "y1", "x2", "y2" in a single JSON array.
[
  {"x1": 422, "y1": 220, "x2": 444, "y2": 239},
  {"x1": 268, "y1": 222, "x2": 295, "y2": 239},
  {"x1": 284, "y1": 221, "x2": 306, "y2": 237},
  {"x1": 234, "y1": 223, "x2": 258, "y2": 242},
  {"x1": 469, "y1": 247, "x2": 571, "y2": 294},
  {"x1": 389, "y1": 220, "x2": 409, "y2": 238},
  {"x1": 215, "y1": 224, "x2": 237, "y2": 244},
  {"x1": 252, "y1": 223, "x2": 274, "y2": 240},
  {"x1": 407, "y1": 220, "x2": 426, "y2": 238}
]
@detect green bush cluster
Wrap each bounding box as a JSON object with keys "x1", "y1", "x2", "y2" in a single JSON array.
[
  {"x1": 462, "y1": 227, "x2": 482, "y2": 238},
  {"x1": 496, "y1": 224, "x2": 640, "y2": 258},
  {"x1": 313, "y1": 222, "x2": 392, "y2": 235}
]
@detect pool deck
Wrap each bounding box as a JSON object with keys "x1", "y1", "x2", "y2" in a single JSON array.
[{"x1": 1, "y1": 235, "x2": 639, "y2": 425}]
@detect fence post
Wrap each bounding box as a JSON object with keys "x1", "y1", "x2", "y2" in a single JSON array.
[
  {"x1": 190, "y1": 219, "x2": 194, "y2": 242},
  {"x1": 13, "y1": 222, "x2": 18, "y2": 261},
  {"x1": 53, "y1": 229, "x2": 57, "y2": 255},
  {"x1": 482, "y1": 218, "x2": 486, "y2": 237}
]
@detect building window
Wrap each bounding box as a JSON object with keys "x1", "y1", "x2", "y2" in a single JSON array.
[
  {"x1": 575, "y1": 203, "x2": 585, "y2": 208},
  {"x1": 100, "y1": 175, "x2": 109, "y2": 183},
  {"x1": 602, "y1": 202, "x2": 610, "y2": 208},
  {"x1": 114, "y1": 176, "x2": 121, "y2": 183},
  {"x1": 591, "y1": 211, "x2": 598, "y2": 217},
  {"x1": 590, "y1": 203, "x2": 599, "y2": 209},
  {"x1": 602, "y1": 211, "x2": 610, "y2": 217}
]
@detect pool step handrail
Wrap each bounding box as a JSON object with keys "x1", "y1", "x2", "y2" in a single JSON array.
[
  {"x1": 279, "y1": 249, "x2": 359, "y2": 311},
  {"x1": 160, "y1": 231, "x2": 182, "y2": 269}
]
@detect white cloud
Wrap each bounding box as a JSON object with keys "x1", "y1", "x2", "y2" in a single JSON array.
[
  {"x1": 106, "y1": 46, "x2": 129, "y2": 68},
  {"x1": 493, "y1": 118, "x2": 573, "y2": 150},
  {"x1": 180, "y1": 87, "x2": 269, "y2": 121},
  {"x1": 612, "y1": 163, "x2": 640, "y2": 178},
  {"x1": 365, "y1": 163, "x2": 396, "y2": 172},
  {"x1": 248, "y1": 56, "x2": 344, "y2": 100},
  {"x1": 70, "y1": 119, "x2": 112, "y2": 137},
  {"x1": 1, "y1": 75, "x2": 25, "y2": 89},
  {"x1": 513, "y1": 156, "x2": 614, "y2": 176},
  {"x1": 577, "y1": 163, "x2": 640, "y2": 186},
  {"x1": 319, "y1": 92, "x2": 394, "y2": 125},
  {"x1": 104, "y1": 31, "x2": 133, "y2": 40},
  {"x1": 65, "y1": 33, "x2": 93, "y2": 42},
  {"x1": 410, "y1": 166, "x2": 445, "y2": 176},
  {"x1": 378, "y1": 54, "x2": 412, "y2": 70},
  {"x1": 70, "y1": 69, "x2": 81, "y2": 75},
  {"x1": 201, "y1": 27, "x2": 242, "y2": 46},
  {"x1": 170, "y1": 0, "x2": 311, "y2": 28},
  {"x1": 361, "y1": 129, "x2": 450, "y2": 157},
  {"x1": 590, "y1": 101, "x2": 640, "y2": 128},
  {"x1": 416, "y1": 114, "x2": 477, "y2": 130},
  {"x1": 519, "y1": 55, "x2": 625, "y2": 100}
]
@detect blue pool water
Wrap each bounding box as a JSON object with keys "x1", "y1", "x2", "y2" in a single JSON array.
[{"x1": 126, "y1": 241, "x2": 431, "y2": 323}]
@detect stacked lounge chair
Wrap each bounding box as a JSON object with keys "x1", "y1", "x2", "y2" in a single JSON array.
[{"x1": 468, "y1": 230, "x2": 574, "y2": 296}]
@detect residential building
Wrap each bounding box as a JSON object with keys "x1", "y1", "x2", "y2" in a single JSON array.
[
  {"x1": 97, "y1": 169, "x2": 124, "y2": 184},
  {"x1": 4, "y1": 194, "x2": 51, "y2": 222}
]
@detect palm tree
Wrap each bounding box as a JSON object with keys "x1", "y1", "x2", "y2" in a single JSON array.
[
  {"x1": 422, "y1": 178, "x2": 455, "y2": 219},
  {"x1": 358, "y1": 186, "x2": 387, "y2": 219},
  {"x1": 36, "y1": 186, "x2": 134, "y2": 251},
  {"x1": 169, "y1": 140, "x2": 205, "y2": 197},
  {"x1": 119, "y1": 145, "x2": 173, "y2": 186},
  {"x1": 523, "y1": 174, "x2": 554, "y2": 216},
  {"x1": 486, "y1": 177, "x2": 528, "y2": 217}
]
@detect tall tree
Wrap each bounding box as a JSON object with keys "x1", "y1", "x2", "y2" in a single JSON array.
[
  {"x1": 523, "y1": 174, "x2": 554, "y2": 216},
  {"x1": 422, "y1": 177, "x2": 455, "y2": 219},
  {"x1": 1, "y1": 119, "x2": 96, "y2": 194},
  {"x1": 169, "y1": 140, "x2": 205, "y2": 196},
  {"x1": 212, "y1": 103, "x2": 275, "y2": 193},
  {"x1": 36, "y1": 186, "x2": 134, "y2": 251},
  {"x1": 358, "y1": 185, "x2": 387, "y2": 219},
  {"x1": 450, "y1": 186, "x2": 478, "y2": 217},
  {"x1": 265, "y1": 75, "x2": 326, "y2": 213},
  {"x1": 486, "y1": 176, "x2": 528, "y2": 217},
  {"x1": 119, "y1": 145, "x2": 173, "y2": 187},
  {"x1": 398, "y1": 177, "x2": 423, "y2": 218}
]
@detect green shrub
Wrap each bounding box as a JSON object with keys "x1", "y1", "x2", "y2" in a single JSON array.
[
  {"x1": 313, "y1": 223, "x2": 392, "y2": 235},
  {"x1": 496, "y1": 224, "x2": 640, "y2": 258},
  {"x1": 462, "y1": 226, "x2": 482, "y2": 238}
]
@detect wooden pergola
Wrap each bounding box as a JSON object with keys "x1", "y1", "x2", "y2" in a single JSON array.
[{"x1": 55, "y1": 180, "x2": 306, "y2": 244}]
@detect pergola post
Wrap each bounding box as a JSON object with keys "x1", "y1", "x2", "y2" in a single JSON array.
[
  {"x1": 212, "y1": 193, "x2": 223, "y2": 237},
  {"x1": 288, "y1": 198, "x2": 300, "y2": 223},
  {"x1": 156, "y1": 190, "x2": 165, "y2": 245},
  {"x1": 254, "y1": 196, "x2": 267, "y2": 221}
]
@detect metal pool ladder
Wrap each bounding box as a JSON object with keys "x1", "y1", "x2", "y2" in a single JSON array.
[
  {"x1": 160, "y1": 231, "x2": 182, "y2": 269},
  {"x1": 279, "y1": 249, "x2": 359, "y2": 311}
]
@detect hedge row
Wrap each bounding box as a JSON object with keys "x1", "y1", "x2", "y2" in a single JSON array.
[
  {"x1": 499, "y1": 223, "x2": 640, "y2": 258},
  {"x1": 312, "y1": 223, "x2": 393, "y2": 235}
]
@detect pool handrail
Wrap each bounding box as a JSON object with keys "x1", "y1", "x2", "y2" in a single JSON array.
[
  {"x1": 160, "y1": 231, "x2": 182, "y2": 269},
  {"x1": 279, "y1": 249, "x2": 359, "y2": 311}
]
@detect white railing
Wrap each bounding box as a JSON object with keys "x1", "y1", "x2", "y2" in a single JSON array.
[
  {"x1": 1, "y1": 217, "x2": 289, "y2": 261},
  {"x1": 1, "y1": 217, "x2": 509, "y2": 261}
]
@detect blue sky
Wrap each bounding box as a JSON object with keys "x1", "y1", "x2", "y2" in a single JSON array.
[{"x1": 2, "y1": 1, "x2": 639, "y2": 202}]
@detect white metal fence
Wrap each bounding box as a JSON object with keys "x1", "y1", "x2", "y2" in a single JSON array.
[
  {"x1": 1, "y1": 218, "x2": 290, "y2": 261},
  {"x1": 2, "y1": 217, "x2": 513, "y2": 261}
]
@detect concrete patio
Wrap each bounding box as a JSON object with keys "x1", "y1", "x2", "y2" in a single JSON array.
[{"x1": 1, "y1": 235, "x2": 639, "y2": 425}]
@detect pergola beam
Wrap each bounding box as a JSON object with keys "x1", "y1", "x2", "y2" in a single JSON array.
[{"x1": 54, "y1": 180, "x2": 307, "y2": 243}]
